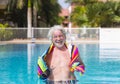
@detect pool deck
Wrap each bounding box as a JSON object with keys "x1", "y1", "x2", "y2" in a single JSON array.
[{"x1": 0, "y1": 39, "x2": 99, "y2": 44}]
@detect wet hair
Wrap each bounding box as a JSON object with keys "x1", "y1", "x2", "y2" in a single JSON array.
[{"x1": 47, "y1": 25, "x2": 66, "y2": 40}]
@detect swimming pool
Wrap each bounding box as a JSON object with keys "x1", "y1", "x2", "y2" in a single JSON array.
[{"x1": 0, "y1": 43, "x2": 120, "y2": 84}]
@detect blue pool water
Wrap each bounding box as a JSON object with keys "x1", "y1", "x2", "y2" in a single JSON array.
[{"x1": 0, "y1": 43, "x2": 120, "y2": 84}]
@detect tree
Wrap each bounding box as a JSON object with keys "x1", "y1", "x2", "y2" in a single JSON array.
[
  {"x1": 71, "y1": 6, "x2": 88, "y2": 27},
  {"x1": 37, "y1": 0, "x2": 61, "y2": 27},
  {"x1": 7, "y1": 0, "x2": 61, "y2": 27},
  {"x1": 7, "y1": 0, "x2": 61, "y2": 38},
  {"x1": 7, "y1": 0, "x2": 27, "y2": 27},
  {"x1": 66, "y1": 0, "x2": 120, "y2": 27}
]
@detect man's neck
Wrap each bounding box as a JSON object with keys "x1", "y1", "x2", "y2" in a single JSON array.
[{"x1": 55, "y1": 45, "x2": 67, "y2": 51}]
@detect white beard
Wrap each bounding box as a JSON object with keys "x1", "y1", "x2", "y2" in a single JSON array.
[{"x1": 53, "y1": 40, "x2": 65, "y2": 48}]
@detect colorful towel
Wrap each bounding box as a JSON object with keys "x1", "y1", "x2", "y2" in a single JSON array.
[
  {"x1": 69, "y1": 45, "x2": 85, "y2": 75},
  {"x1": 37, "y1": 44, "x2": 54, "y2": 79},
  {"x1": 37, "y1": 44, "x2": 85, "y2": 79}
]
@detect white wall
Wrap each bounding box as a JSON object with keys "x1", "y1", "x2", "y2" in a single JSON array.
[
  {"x1": 100, "y1": 28, "x2": 120, "y2": 43},
  {"x1": 100, "y1": 28, "x2": 120, "y2": 60}
]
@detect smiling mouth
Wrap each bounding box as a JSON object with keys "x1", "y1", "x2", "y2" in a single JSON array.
[
  {"x1": 56, "y1": 40, "x2": 64, "y2": 44},
  {"x1": 54, "y1": 40, "x2": 65, "y2": 47}
]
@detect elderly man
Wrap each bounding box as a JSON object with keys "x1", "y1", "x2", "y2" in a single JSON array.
[{"x1": 38, "y1": 25, "x2": 85, "y2": 84}]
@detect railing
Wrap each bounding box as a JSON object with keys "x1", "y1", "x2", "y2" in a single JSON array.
[{"x1": 0, "y1": 27, "x2": 99, "y2": 42}]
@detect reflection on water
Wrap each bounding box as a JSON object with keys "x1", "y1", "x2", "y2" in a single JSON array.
[
  {"x1": 0, "y1": 44, "x2": 120, "y2": 83},
  {"x1": 27, "y1": 43, "x2": 36, "y2": 74},
  {"x1": 100, "y1": 43, "x2": 120, "y2": 60},
  {"x1": 77, "y1": 43, "x2": 120, "y2": 83}
]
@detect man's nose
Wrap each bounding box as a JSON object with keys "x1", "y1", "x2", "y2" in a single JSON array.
[{"x1": 56, "y1": 36, "x2": 61, "y2": 40}]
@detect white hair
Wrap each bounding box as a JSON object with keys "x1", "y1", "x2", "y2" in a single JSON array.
[{"x1": 47, "y1": 25, "x2": 66, "y2": 40}]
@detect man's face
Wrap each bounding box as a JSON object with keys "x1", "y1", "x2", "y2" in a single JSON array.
[{"x1": 52, "y1": 30, "x2": 66, "y2": 48}]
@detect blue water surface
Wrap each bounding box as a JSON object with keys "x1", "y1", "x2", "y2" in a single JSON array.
[{"x1": 0, "y1": 43, "x2": 120, "y2": 84}]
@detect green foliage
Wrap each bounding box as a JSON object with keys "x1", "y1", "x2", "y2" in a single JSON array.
[
  {"x1": 71, "y1": 6, "x2": 88, "y2": 27},
  {"x1": 7, "y1": 0, "x2": 27, "y2": 27},
  {"x1": 37, "y1": 0, "x2": 61, "y2": 26},
  {"x1": 7, "y1": 0, "x2": 61, "y2": 27},
  {"x1": 66, "y1": 0, "x2": 98, "y2": 5},
  {"x1": 0, "y1": 23, "x2": 13, "y2": 41},
  {"x1": 0, "y1": 23, "x2": 9, "y2": 28},
  {"x1": 28, "y1": 0, "x2": 31, "y2": 7},
  {"x1": 57, "y1": 16, "x2": 65, "y2": 25},
  {"x1": 69, "y1": 0, "x2": 120, "y2": 27}
]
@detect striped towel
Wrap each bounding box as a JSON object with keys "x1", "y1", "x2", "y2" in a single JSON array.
[{"x1": 69, "y1": 45, "x2": 85, "y2": 75}]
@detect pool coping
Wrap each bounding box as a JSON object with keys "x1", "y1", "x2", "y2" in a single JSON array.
[{"x1": 0, "y1": 39, "x2": 99, "y2": 44}]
